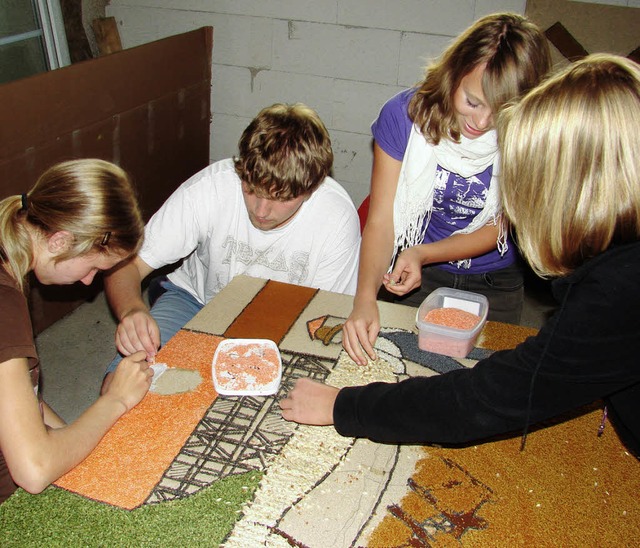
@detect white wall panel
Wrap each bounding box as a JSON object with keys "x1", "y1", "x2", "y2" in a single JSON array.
[
  {"x1": 108, "y1": 0, "x2": 528, "y2": 201},
  {"x1": 271, "y1": 20, "x2": 400, "y2": 83},
  {"x1": 337, "y1": 0, "x2": 475, "y2": 34},
  {"x1": 109, "y1": 0, "x2": 339, "y2": 22}
]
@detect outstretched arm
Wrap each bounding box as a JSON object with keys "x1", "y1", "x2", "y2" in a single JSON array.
[
  {"x1": 383, "y1": 223, "x2": 501, "y2": 296},
  {"x1": 342, "y1": 144, "x2": 401, "y2": 365},
  {"x1": 104, "y1": 256, "x2": 159, "y2": 361},
  {"x1": 284, "y1": 267, "x2": 640, "y2": 447}
]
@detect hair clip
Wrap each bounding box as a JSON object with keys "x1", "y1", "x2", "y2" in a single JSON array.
[
  {"x1": 20, "y1": 193, "x2": 28, "y2": 212},
  {"x1": 101, "y1": 231, "x2": 111, "y2": 246}
]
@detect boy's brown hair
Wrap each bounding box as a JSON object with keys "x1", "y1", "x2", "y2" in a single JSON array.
[{"x1": 234, "y1": 103, "x2": 333, "y2": 200}]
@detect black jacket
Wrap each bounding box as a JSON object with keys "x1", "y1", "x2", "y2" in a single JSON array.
[{"x1": 334, "y1": 242, "x2": 640, "y2": 458}]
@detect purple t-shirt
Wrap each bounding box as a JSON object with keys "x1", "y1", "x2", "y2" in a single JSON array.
[{"x1": 371, "y1": 88, "x2": 515, "y2": 274}]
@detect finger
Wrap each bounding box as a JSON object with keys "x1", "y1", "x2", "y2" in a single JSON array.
[
  {"x1": 359, "y1": 331, "x2": 377, "y2": 361},
  {"x1": 382, "y1": 273, "x2": 397, "y2": 286},
  {"x1": 384, "y1": 284, "x2": 404, "y2": 296},
  {"x1": 134, "y1": 327, "x2": 159, "y2": 358},
  {"x1": 126, "y1": 350, "x2": 149, "y2": 366},
  {"x1": 389, "y1": 263, "x2": 406, "y2": 280},
  {"x1": 150, "y1": 321, "x2": 161, "y2": 347},
  {"x1": 341, "y1": 326, "x2": 355, "y2": 355},
  {"x1": 147, "y1": 322, "x2": 161, "y2": 356},
  {"x1": 115, "y1": 330, "x2": 134, "y2": 356},
  {"x1": 114, "y1": 334, "x2": 125, "y2": 355},
  {"x1": 343, "y1": 328, "x2": 366, "y2": 365}
]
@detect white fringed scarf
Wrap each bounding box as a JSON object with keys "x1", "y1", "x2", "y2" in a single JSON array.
[{"x1": 392, "y1": 124, "x2": 507, "y2": 268}]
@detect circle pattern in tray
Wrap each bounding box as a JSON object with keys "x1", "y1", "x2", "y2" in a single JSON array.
[{"x1": 211, "y1": 338, "x2": 282, "y2": 396}]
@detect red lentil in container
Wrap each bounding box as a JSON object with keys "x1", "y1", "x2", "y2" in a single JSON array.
[
  {"x1": 212, "y1": 339, "x2": 282, "y2": 395},
  {"x1": 416, "y1": 288, "x2": 488, "y2": 358},
  {"x1": 424, "y1": 307, "x2": 481, "y2": 330}
]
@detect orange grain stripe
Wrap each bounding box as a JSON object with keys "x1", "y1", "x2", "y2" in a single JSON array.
[
  {"x1": 55, "y1": 281, "x2": 315, "y2": 508},
  {"x1": 55, "y1": 331, "x2": 222, "y2": 509},
  {"x1": 223, "y1": 280, "x2": 317, "y2": 343}
]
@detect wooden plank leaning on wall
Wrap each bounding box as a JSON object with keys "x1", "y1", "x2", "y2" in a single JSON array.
[{"x1": 0, "y1": 27, "x2": 213, "y2": 333}]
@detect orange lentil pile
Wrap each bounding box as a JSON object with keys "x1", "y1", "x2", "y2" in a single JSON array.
[
  {"x1": 424, "y1": 307, "x2": 480, "y2": 330},
  {"x1": 215, "y1": 342, "x2": 280, "y2": 392}
]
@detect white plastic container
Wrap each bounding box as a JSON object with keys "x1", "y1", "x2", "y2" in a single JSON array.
[
  {"x1": 211, "y1": 338, "x2": 282, "y2": 396},
  {"x1": 415, "y1": 288, "x2": 488, "y2": 358}
]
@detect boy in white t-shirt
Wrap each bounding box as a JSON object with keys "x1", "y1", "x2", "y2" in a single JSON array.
[{"x1": 101, "y1": 103, "x2": 360, "y2": 391}]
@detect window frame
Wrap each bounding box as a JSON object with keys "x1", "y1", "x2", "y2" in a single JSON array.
[
  {"x1": 35, "y1": 0, "x2": 70, "y2": 69},
  {"x1": 0, "y1": 0, "x2": 70, "y2": 76}
]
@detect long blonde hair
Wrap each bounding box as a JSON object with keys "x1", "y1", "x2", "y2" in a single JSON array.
[
  {"x1": 0, "y1": 159, "x2": 144, "y2": 291},
  {"x1": 498, "y1": 54, "x2": 640, "y2": 277},
  {"x1": 409, "y1": 12, "x2": 551, "y2": 145}
]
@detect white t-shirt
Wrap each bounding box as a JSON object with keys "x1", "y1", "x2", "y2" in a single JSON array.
[{"x1": 140, "y1": 158, "x2": 361, "y2": 304}]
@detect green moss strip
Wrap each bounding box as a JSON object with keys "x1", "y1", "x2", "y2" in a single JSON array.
[{"x1": 0, "y1": 471, "x2": 261, "y2": 547}]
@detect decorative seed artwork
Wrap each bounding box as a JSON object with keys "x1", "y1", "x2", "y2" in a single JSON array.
[{"x1": 21, "y1": 276, "x2": 640, "y2": 545}]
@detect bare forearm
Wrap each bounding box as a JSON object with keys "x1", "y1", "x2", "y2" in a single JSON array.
[
  {"x1": 418, "y1": 224, "x2": 500, "y2": 265},
  {"x1": 10, "y1": 394, "x2": 128, "y2": 493},
  {"x1": 46, "y1": 395, "x2": 126, "y2": 462},
  {"x1": 356, "y1": 143, "x2": 402, "y2": 303},
  {"x1": 355, "y1": 221, "x2": 395, "y2": 302},
  {"x1": 104, "y1": 259, "x2": 148, "y2": 320}
]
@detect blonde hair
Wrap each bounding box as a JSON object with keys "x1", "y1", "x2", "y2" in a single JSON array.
[
  {"x1": 498, "y1": 54, "x2": 640, "y2": 277},
  {"x1": 0, "y1": 159, "x2": 144, "y2": 291},
  {"x1": 409, "y1": 12, "x2": 551, "y2": 145},
  {"x1": 234, "y1": 103, "x2": 333, "y2": 200}
]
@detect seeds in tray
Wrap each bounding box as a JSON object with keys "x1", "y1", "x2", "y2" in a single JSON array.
[
  {"x1": 214, "y1": 342, "x2": 279, "y2": 392},
  {"x1": 424, "y1": 307, "x2": 480, "y2": 330}
]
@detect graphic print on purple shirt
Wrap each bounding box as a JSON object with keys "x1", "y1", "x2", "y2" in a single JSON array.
[
  {"x1": 422, "y1": 164, "x2": 500, "y2": 274},
  {"x1": 370, "y1": 88, "x2": 514, "y2": 274}
]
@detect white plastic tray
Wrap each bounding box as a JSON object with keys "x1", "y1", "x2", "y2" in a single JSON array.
[{"x1": 211, "y1": 338, "x2": 282, "y2": 396}]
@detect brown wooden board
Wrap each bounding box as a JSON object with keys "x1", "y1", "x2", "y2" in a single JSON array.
[
  {"x1": 0, "y1": 27, "x2": 213, "y2": 333},
  {"x1": 526, "y1": 0, "x2": 640, "y2": 66},
  {"x1": 92, "y1": 17, "x2": 123, "y2": 56}
]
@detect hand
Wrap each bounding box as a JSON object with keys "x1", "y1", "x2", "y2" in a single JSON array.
[
  {"x1": 103, "y1": 350, "x2": 153, "y2": 412},
  {"x1": 382, "y1": 246, "x2": 424, "y2": 296},
  {"x1": 342, "y1": 298, "x2": 380, "y2": 365},
  {"x1": 115, "y1": 308, "x2": 160, "y2": 362},
  {"x1": 279, "y1": 378, "x2": 339, "y2": 425}
]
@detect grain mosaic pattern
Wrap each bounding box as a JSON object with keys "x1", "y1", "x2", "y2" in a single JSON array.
[
  {"x1": 55, "y1": 331, "x2": 220, "y2": 509},
  {"x1": 146, "y1": 349, "x2": 334, "y2": 505},
  {"x1": 369, "y1": 405, "x2": 639, "y2": 547},
  {"x1": 52, "y1": 278, "x2": 640, "y2": 546}
]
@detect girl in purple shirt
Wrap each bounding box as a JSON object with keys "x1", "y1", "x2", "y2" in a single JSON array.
[
  {"x1": 342, "y1": 13, "x2": 551, "y2": 366},
  {"x1": 372, "y1": 87, "x2": 514, "y2": 274}
]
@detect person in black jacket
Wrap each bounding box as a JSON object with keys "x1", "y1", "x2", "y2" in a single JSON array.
[{"x1": 279, "y1": 54, "x2": 640, "y2": 459}]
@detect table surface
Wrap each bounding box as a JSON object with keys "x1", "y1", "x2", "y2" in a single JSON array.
[{"x1": 46, "y1": 275, "x2": 638, "y2": 547}]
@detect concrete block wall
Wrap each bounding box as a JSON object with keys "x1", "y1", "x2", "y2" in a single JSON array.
[
  {"x1": 107, "y1": 0, "x2": 526, "y2": 206},
  {"x1": 578, "y1": 0, "x2": 640, "y2": 5}
]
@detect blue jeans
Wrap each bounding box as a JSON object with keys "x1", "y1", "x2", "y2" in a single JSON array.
[
  {"x1": 396, "y1": 262, "x2": 524, "y2": 325},
  {"x1": 104, "y1": 277, "x2": 204, "y2": 375}
]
